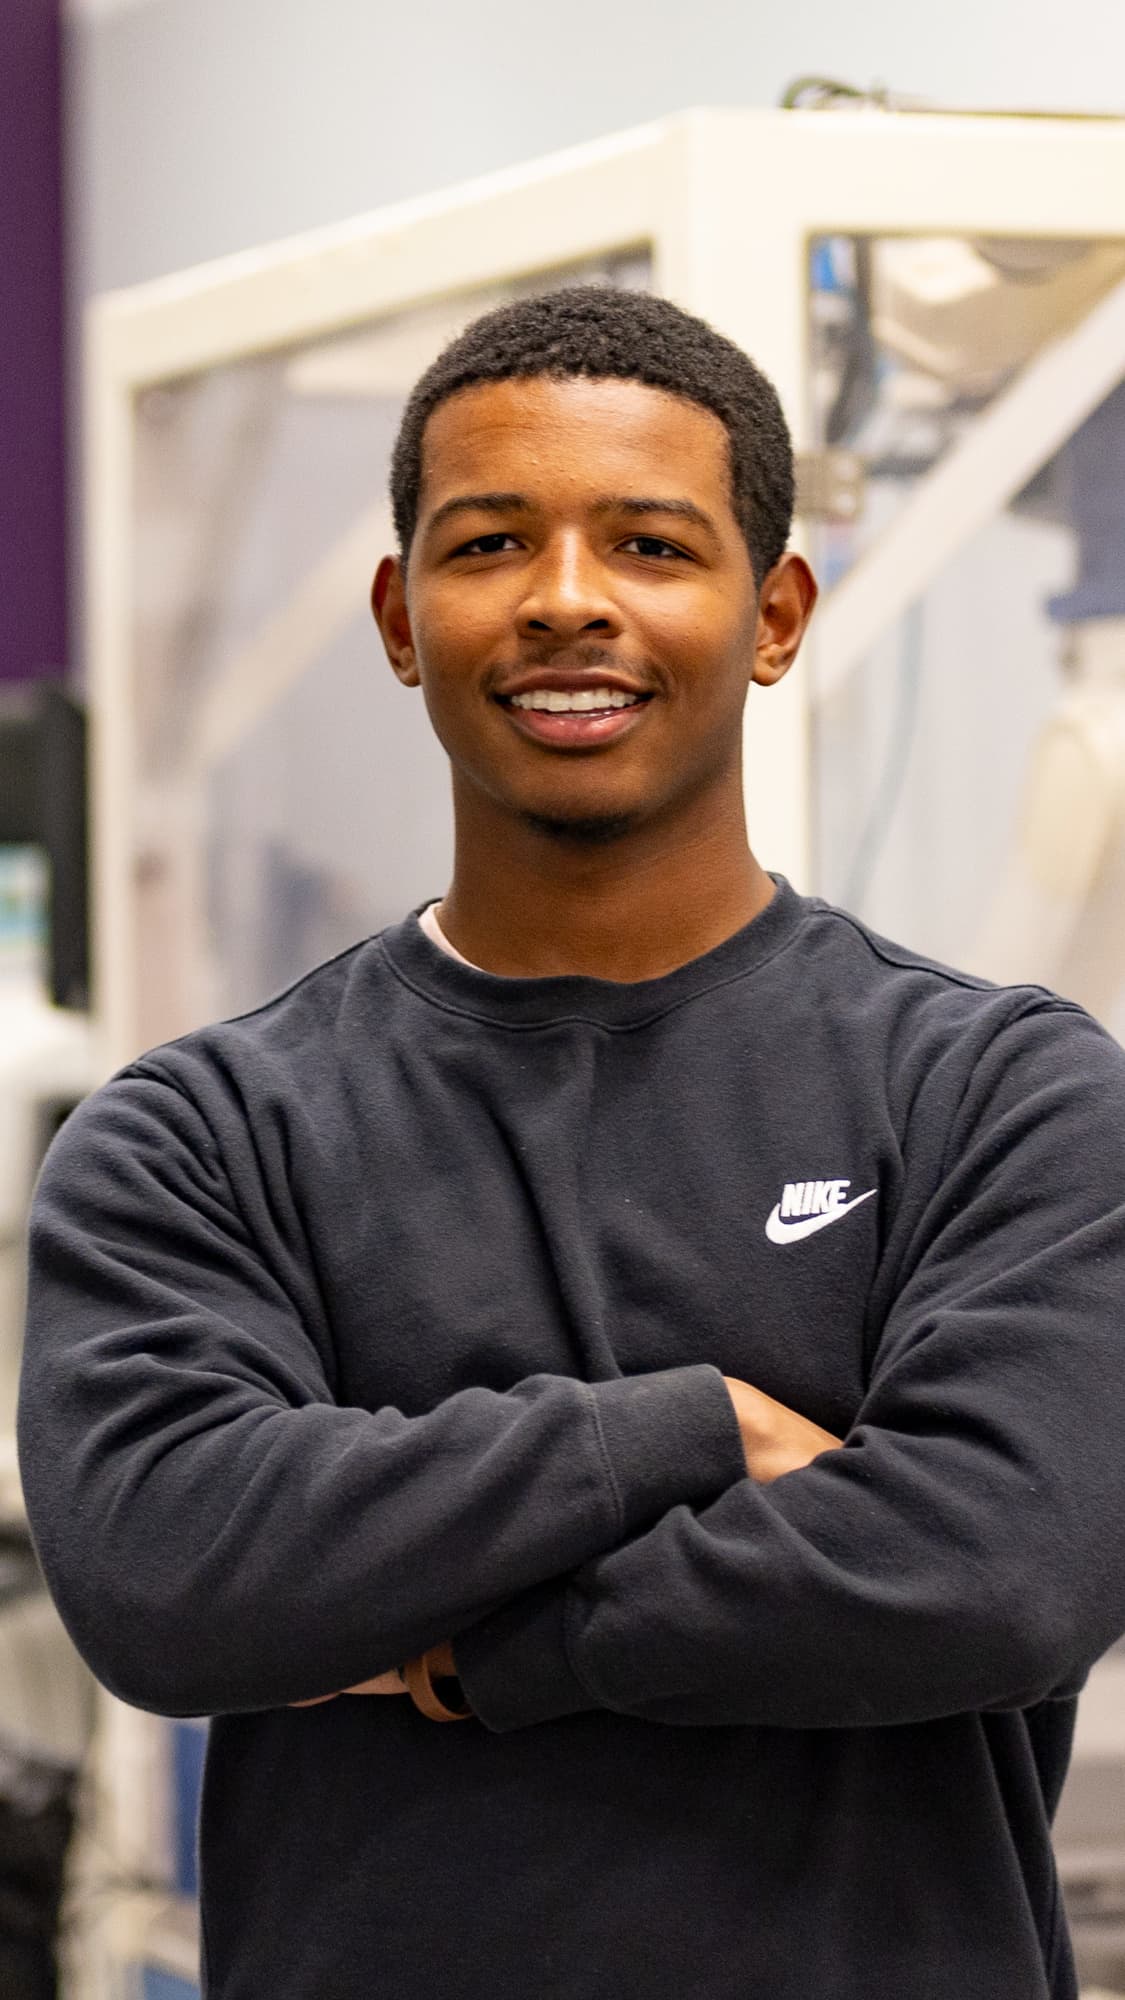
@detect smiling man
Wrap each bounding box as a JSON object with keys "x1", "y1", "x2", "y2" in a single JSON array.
[
  {"x1": 373, "y1": 364, "x2": 809, "y2": 980},
  {"x1": 18, "y1": 286, "x2": 1125, "y2": 2000}
]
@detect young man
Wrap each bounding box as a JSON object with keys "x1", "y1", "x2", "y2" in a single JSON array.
[{"x1": 18, "y1": 286, "x2": 1125, "y2": 1999}]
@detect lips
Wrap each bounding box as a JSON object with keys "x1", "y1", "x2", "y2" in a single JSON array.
[
  {"x1": 492, "y1": 665, "x2": 656, "y2": 750},
  {"x1": 498, "y1": 698, "x2": 652, "y2": 750}
]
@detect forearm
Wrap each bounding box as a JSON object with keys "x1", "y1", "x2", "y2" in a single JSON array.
[
  {"x1": 19, "y1": 1077, "x2": 748, "y2": 1719},
  {"x1": 454, "y1": 1442, "x2": 1101, "y2": 1733},
  {"x1": 23, "y1": 1356, "x2": 747, "y2": 1718},
  {"x1": 449, "y1": 1383, "x2": 853, "y2": 1728},
  {"x1": 335, "y1": 1379, "x2": 838, "y2": 1719},
  {"x1": 454, "y1": 1323, "x2": 1125, "y2": 1734}
]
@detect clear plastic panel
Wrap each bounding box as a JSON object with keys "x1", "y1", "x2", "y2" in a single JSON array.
[
  {"x1": 808, "y1": 233, "x2": 1125, "y2": 1038},
  {"x1": 131, "y1": 250, "x2": 652, "y2": 1048},
  {"x1": 808, "y1": 232, "x2": 1125, "y2": 585}
]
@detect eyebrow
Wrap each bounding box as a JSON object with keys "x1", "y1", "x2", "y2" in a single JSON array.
[{"x1": 423, "y1": 491, "x2": 721, "y2": 545}]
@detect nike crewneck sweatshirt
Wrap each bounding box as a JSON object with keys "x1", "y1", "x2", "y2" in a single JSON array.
[{"x1": 18, "y1": 876, "x2": 1125, "y2": 1999}]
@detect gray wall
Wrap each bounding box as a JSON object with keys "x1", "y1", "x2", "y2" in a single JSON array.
[{"x1": 68, "y1": 0, "x2": 1125, "y2": 300}]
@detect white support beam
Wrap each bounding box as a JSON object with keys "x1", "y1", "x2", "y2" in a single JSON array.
[
  {"x1": 811, "y1": 273, "x2": 1125, "y2": 706},
  {"x1": 193, "y1": 501, "x2": 393, "y2": 776}
]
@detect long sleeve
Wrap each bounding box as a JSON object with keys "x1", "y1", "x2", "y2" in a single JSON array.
[
  {"x1": 17, "y1": 1065, "x2": 745, "y2": 1718},
  {"x1": 454, "y1": 1002, "x2": 1125, "y2": 1731}
]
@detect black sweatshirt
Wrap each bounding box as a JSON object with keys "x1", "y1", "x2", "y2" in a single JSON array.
[{"x1": 18, "y1": 877, "x2": 1125, "y2": 1999}]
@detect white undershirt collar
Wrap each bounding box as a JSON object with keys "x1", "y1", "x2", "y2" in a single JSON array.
[{"x1": 417, "y1": 900, "x2": 483, "y2": 971}]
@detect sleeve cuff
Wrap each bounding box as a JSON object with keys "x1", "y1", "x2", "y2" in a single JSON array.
[
  {"x1": 454, "y1": 1577, "x2": 593, "y2": 1732},
  {"x1": 456, "y1": 1367, "x2": 746, "y2": 1731},
  {"x1": 587, "y1": 1363, "x2": 746, "y2": 1536}
]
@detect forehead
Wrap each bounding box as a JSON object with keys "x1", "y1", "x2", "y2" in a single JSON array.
[{"x1": 419, "y1": 375, "x2": 733, "y2": 510}]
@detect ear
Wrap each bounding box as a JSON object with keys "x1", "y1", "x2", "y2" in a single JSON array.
[
  {"x1": 372, "y1": 555, "x2": 421, "y2": 688},
  {"x1": 751, "y1": 552, "x2": 818, "y2": 689}
]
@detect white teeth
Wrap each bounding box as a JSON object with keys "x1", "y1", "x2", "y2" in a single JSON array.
[{"x1": 509, "y1": 688, "x2": 642, "y2": 712}]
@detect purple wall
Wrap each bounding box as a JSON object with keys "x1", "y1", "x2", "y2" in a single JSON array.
[{"x1": 0, "y1": 0, "x2": 66, "y2": 681}]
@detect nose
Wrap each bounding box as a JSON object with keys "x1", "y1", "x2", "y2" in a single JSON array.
[{"x1": 516, "y1": 531, "x2": 622, "y2": 639}]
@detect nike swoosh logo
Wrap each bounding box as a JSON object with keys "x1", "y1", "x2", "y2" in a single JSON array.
[{"x1": 764, "y1": 1188, "x2": 877, "y2": 1244}]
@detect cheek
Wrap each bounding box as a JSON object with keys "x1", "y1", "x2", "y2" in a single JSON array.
[
  {"x1": 413, "y1": 675, "x2": 477, "y2": 765},
  {"x1": 633, "y1": 585, "x2": 749, "y2": 670},
  {"x1": 413, "y1": 598, "x2": 496, "y2": 699},
  {"x1": 410, "y1": 639, "x2": 500, "y2": 772},
  {"x1": 647, "y1": 622, "x2": 752, "y2": 722}
]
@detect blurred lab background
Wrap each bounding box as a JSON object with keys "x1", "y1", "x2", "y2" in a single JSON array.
[{"x1": 4, "y1": 0, "x2": 1125, "y2": 1993}]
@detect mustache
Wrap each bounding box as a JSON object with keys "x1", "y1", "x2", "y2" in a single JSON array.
[{"x1": 493, "y1": 645, "x2": 656, "y2": 681}]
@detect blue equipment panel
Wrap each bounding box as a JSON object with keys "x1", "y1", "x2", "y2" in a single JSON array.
[{"x1": 141, "y1": 1971, "x2": 199, "y2": 2000}]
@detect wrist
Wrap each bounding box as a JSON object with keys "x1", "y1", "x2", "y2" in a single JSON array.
[{"x1": 401, "y1": 1642, "x2": 472, "y2": 1722}]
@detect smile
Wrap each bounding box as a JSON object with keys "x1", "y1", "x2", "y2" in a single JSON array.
[
  {"x1": 509, "y1": 688, "x2": 643, "y2": 712},
  {"x1": 497, "y1": 690, "x2": 653, "y2": 748}
]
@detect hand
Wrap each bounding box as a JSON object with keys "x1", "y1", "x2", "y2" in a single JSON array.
[
  {"x1": 289, "y1": 1640, "x2": 456, "y2": 1708},
  {"x1": 721, "y1": 1376, "x2": 843, "y2": 1483},
  {"x1": 290, "y1": 1666, "x2": 407, "y2": 1708}
]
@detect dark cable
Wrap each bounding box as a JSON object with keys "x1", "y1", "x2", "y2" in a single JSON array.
[
  {"x1": 825, "y1": 237, "x2": 878, "y2": 449},
  {"x1": 780, "y1": 77, "x2": 875, "y2": 111}
]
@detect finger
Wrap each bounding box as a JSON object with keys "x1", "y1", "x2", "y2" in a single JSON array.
[
  {"x1": 289, "y1": 1693, "x2": 341, "y2": 1708},
  {"x1": 343, "y1": 1670, "x2": 411, "y2": 1695}
]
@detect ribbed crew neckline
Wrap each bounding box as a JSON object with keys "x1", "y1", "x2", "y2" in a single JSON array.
[{"x1": 378, "y1": 873, "x2": 808, "y2": 1029}]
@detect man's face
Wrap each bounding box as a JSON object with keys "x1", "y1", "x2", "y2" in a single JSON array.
[{"x1": 372, "y1": 375, "x2": 811, "y2": 844}]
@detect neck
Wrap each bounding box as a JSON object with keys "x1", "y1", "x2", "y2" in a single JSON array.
[{"x1": 436, "y1": 776, "x2": 775, "y2": 981}]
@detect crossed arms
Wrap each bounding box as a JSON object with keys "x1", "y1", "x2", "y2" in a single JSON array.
[
  {"x1": 295, "y1": 1381, "x2": 845, "y2": 1712},
  {"x1": 18, "y1": 1003, "x2": 1125, "y2": 1734}
]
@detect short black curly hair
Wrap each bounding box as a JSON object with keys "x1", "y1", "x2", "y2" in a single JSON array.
[{"x1": 389, "y1": 284, "x2": 794, "y2": 591}]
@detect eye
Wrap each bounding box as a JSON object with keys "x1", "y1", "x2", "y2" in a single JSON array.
[
  {"x1": 454, "y1": 533, "x2": 521, "y2": 556},
  {"x1": 622, "y1": 536, "x2": 689, "y2": 560}
]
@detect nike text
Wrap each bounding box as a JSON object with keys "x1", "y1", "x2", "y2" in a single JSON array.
[{"x1": 765, "y1": 1180, "x2": 877, "y2": 1245}]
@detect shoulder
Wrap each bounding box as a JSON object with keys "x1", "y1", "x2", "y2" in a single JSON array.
[
  {"x1": 146, "y1": 929, "x2": 388, "y2": 1068},
  {"x1": 792, "y1": 888, "x2": 1104, "y2": 1046},
  {"x1": 60, "y1": 930, "x2": 403, "y2": 1163},
  {"x1": 782, "y1": 888, "x2": 1125, "y2": 1133},
  {"x1": 794, "y1": 891, "x2": 1034, "y2": 1009}
]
